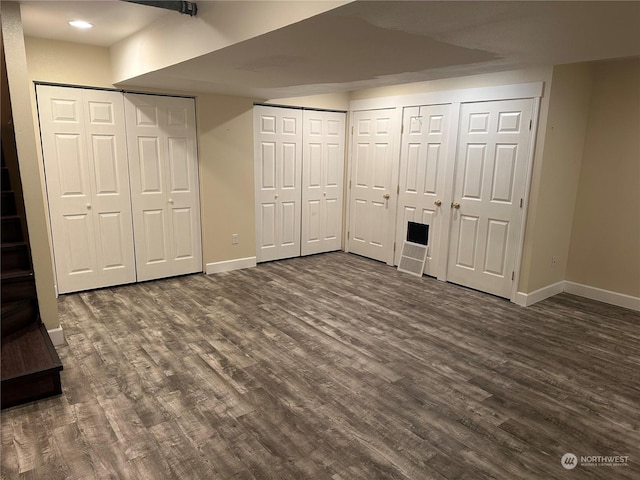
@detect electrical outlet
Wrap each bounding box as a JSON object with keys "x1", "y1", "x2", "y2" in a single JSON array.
[
  {"x1": 232, "y1": 234, "x2": 239, "y2": 245},
  {"x1": 552, "y1": 256, "x2": 558, "y2": 267}
]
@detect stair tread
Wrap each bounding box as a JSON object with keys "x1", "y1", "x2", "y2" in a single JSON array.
[
  {"x1": 1, "y1": 241, "x2": 27, "y2": 248},
  {"x1": 1, "y1": 297, "x2": 37, "y2": 311},
  {"x1": 1, "y1": 269, "x2": 34, "y2": 281},
  {"x1": 1, "y1": 322, "x2": 63, "y2": 381}
]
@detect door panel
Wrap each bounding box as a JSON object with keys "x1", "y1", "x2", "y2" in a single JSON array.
[
  {"x1": 301, "y1": 110, "x2": 345, "y2": 256},
  {"x1": 348, "y1": 109, "x2": 397, "y2": 263},
  {"x1": 142, "y1": 210, "x2": 167, "y2": 263},
  {"x1": 447, "y1": 99, "x2": 533, "y2": 298},
  {"x1": 172, "y1": 207, "x2": 194, "y2": 259},
  {"x1": 63, "y1": 213, "x2": 96, "y2": 275},
  {"x1": 38, "y1": 85, "x2": 135, "y2": 293},
  {"x1": 138, "y1": 137, "x2": 163, "y2": 192},
  {"x1": 97, "y1": 212, "x2": 128, "y2": 270},
  {"x1": 395, "y1": 105, "x2": 450, "y2": 275},
  {"x1": 92, "y1": 136, "x2": 119, "y2": 194},
  {"x1": 125, "y1": 94, "x2": 202, "y2": 281},
  {"x1": 254, "y1": 105, "x2": 302, "y2": 262}
]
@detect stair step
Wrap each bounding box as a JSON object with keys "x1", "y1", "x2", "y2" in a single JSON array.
[
  {"x1": 1, "y1": 216, "x2": 24, "y2": 243},
  {"x1": 1, "y1": 192, "x2": 17, "y2": 216},
  {"x1": 1, "y1": 167, "x2": 10, "y2": 191},
  {"x1": 1, "y1": 271, "x2": 36, "y2": 304},
  {"x1": 1, "y1": 298, "x2": 39, "y2": 337},
  {"x1": 1, "y1": 322, "x2": 63, "y2": 409},
  {"x1": 1, "y1": 242, "x2": 31, "y2": 271},
  {"x1": 1, "y1": 269, "x2": 34, "y2": 281}
]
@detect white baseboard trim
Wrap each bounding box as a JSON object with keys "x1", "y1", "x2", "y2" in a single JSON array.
[
  {"x1": 514, "y1": 281, "x2": 565, "y2": 307},
  {"x1": 206, "y1": 256, "x2": 257, "y2": 275},
  {"x1": 48, "y1": 326, "x2": 65, "y2": 346},
  {"x1": 564, "y1": 281, "x2": 640, "y2": 312}
]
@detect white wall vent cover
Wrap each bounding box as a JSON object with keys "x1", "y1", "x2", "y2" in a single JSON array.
[
  {"x1": 398, "y1": 242, "x2": 429, "y2": 277},
  {"x1": 398, "y1": 222, "x2": 429, "y2": 277}
]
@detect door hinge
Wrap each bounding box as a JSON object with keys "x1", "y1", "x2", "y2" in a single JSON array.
[
  {"x1": 529, "y1": 119, "x2": 532, "y2": 130},
  {"x1": 401, "y1": 124, "x2": 404, "y2": 134},
  {"x1": 393, "y1": 242, "x2": 396, "y2": 253},
  {"x1": 351, "y1": 126, "x2": 354, "y2": 135},
  {"x1": 347, "y1": 231, "x2": 350, "y2": 240},
  {"x1": 520, "y1": 198, "x2": 523, "y2": 208},
  {"x1": 349, "y1": 180, "x2": 352, "y2": 189},
  {"x1": 397, "y1": 185, "x2": 400, "y2": 194},
  {"x1": 511, "y1": 271, "x2": 515, "y2": 281}
]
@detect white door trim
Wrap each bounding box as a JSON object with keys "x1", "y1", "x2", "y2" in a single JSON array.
[
  {"x1": 349, "y1": 82, "x2": 544, "y2": 112},
  {"x1": 509, "y1": 96, "x2": 541, "y2": 303},
  {"x1": 436, "y1": 102, "x2": 462, "y2": 281}
]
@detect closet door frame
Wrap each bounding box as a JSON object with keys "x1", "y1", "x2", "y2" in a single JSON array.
[
  {"x1": 347, "y1": 82, "x2": 543, "y2": 302},
  {"x1": 36, "y1": 83, "x2": 203, "y2": 293},
  {"x1": 253, "y1": 105, "x2": 347, "y2": 263}
]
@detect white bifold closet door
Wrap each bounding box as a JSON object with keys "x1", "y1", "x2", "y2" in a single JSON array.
[
  {"x1": 301, "y1": 110, "x2": 345, "y2": 256},
  {"x1": 395, "y1": 104, "x2": 450, "y2": 276},
  {"x1": 254, "y1": 106, "x2": 346, "y2": 262},
  {"x1": 447, "y1": 99, "x2": 533, "y2": 298},
  {"x1": 38, "y1": 85, "x2": 136, "y2": 294},
  {"x1": 254, "y1": 106, "x2": 303, "y2": 262},
  {"x1": 124, "y1": 94, "x2": 202, "y2": 282}
]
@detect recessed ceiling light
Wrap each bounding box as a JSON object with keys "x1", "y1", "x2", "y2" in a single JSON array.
[{"x1": 68, "y1": 20, "x2": 93, "y2": 29}]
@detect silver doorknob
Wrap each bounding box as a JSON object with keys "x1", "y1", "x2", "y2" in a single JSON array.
[
  {"x1": 451, "y1": 202, "x2": 460, "y2": 209},
  {"x1": 168, "y1": 198, "x2": 174, "y2": 204},
  {"x1": 86, "y1": 203, "x2": 91, "y2": 210},
  {"x1": 383, "y1": 193, "x2": 390, "y2": 200},
  {"x1": 434, "y1": 199, "x2": 442, "y2": 206}
]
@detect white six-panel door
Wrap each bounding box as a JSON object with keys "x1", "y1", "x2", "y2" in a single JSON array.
[
  {"x1": 347, "y1": 109, "x2": 398, "y2": 263},
  {"x1": 301, "y1": 110, "x2": 345, "y2": 256},
  {"x1": 447, "y1": 99, "x2": 533, "y2": 298},
  {"x1": 254, "y1": 106, "x2": 303, "y2": 262},
  {"x1": 38, "y1": 85, "x2": 136, "y2": 294},
  {"x1": 395, "y1": 105, "x2": 450, "y2": 276},
  {"x1": 124, "y1": 93, "x2": 202, "y2": 281}
]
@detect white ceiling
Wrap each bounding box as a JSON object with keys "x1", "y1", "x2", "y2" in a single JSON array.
[
  {"x1": 20, "y1": 1, "x2": 167, "y2": 47},
  {"x1": 18, "y1": 1, "x2": 640, "y2": 98}
]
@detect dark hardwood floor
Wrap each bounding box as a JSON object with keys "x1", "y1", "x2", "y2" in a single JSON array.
[{"x1": 2, "y1": 252, "x2": 639, "y2": 479}]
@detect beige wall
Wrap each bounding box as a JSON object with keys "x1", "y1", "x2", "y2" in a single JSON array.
[
  {"x1": 266, "y1": 92, "x2": 350, "y2": 111},
  {"x1": 1, "y1": 4, "x2": 58, "y2": 330},
  {"x1": 25, "y1": 36, "x2": 113, "y2": 89},
  {"x1": 566, "y1": 58, "x2": 640, "y2": 297},
  {"x1": 519, "y1": 63, "x2": 594, "y2": 293},
  {"x1": 197, "y1": 94, "x2": 257, "y2": 264}
]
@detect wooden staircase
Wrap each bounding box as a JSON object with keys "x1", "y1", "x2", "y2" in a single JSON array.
[{"x1": 1, "y1": 43, "x2": 63, "y2": 409}]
